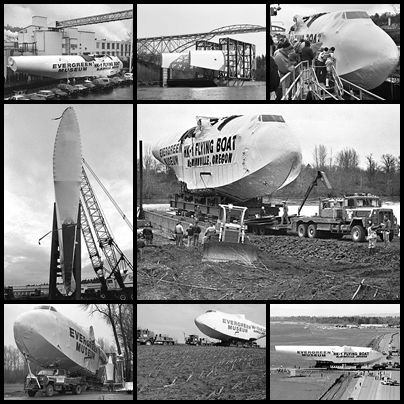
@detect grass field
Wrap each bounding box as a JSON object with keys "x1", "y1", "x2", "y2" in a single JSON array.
[{"x1": 137, "y1": 345, "x2": 266, "y2": 400}]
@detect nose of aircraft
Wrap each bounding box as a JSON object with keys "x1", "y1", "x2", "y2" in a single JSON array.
[
  {"x1": 337, "y1": 24, "x2": 399, "y2": 89},
  {"x1": 251, "y1": 122, "x2": 302, "y2": 190}
]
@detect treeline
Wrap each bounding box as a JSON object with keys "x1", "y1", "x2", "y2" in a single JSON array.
[
  {"x1": 4, "y1": 345, "x2": 42, "y2": 383},
  {"x1": 277, "y1": 145, "x2": 400, "y2": 199},
  {"x1": 371, "y1": 12, "x2": 400, "y2": 44},
  {"x1": 255, "y1": 55, "x2": 266, "y2": 81},
  {"x1": 271, "y1": 316, "x2": 400, "y2": 326}
]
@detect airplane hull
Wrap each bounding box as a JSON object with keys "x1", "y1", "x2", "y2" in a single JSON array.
[
  {"x1": 8, "y1": 55, "x2": 123, "y2": 79},
  {"x1": 194, "y1": 310, "x2": 266, "y2": 342},
  {"x1": 53, "y1": 107, "x2": 82, "y2": 294},
  {"x1": 275, "y1": 345, "x2": 384, "y2": 365},
  {"x1": 152, "y1": 115, "x2": 302, "y2": 201},
  {"x1": 14, "y1": 307, "x2": 107, "y2": 375}
]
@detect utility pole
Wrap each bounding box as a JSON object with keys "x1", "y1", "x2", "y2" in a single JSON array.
[{"x1": 138, "y1": 140, "x2": 144, "y2": 219}]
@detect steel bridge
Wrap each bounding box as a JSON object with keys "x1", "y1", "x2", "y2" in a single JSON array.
[
  {"x1": 56, "y1": 9, "x2": 132, "y2": 28},
  {"x1": 137, "y1": 24, "x2": 266, "y2": 56}
]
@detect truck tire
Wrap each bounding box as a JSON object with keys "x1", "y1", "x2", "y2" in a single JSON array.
[
  {"x1": 307, "y1": 224, "x2": 318, "y2": 239},
  {"x1": 351, "y1": 225, "x2": 366, "y2": 242},
  {"x1": 27, "y1": 390, "x2": 36, "y2": 397},
  {"x1": 73, "y1": 385, "x2": 82, "y2": 395},
  {"x1": 119, "y1": 293, "x2": 127, "y2": 300},
  {"x1": 45, "y1": 384, "x2": 54, "y2": 397},
  {"x1": 297, "y1": 223, "x2": 308, "y2": 238},
  {"x1": 100, "y1": 293, "x2": 107, "y2": 299}
]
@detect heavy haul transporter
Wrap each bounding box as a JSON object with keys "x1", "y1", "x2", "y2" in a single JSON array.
[{"x1": 246, "y1": 171, "x2": 399, "y2": 242}]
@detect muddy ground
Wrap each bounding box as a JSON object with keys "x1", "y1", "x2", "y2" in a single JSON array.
[
  {"x1": 137, "y1": 345, "x2": 266, "y2": 400},
  {"x1": 137, "y1": 232, "x2": 400, "y2": 300},
  {"x1": 4, "y1": 385, "x2": 132, "y2": 401}
]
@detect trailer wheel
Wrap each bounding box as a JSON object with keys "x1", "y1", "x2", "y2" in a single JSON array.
[
  {"x1": 100, "y1": 293, "x2": 107, "y2": 299},
  {"x1": 119, "y1": 293, "x2": 127, "y2": 300},
  {"x1": 297, "y1": 223, "x2": 308, "y2": 238},
  {"x1": 351, "y1": 225, "x2": 366, "y2": 242},
  {"x1": 27, "y1": 390, "x2": 36, "y2": 397},
  {"x1": 45, "y1": 384, "x2": 54, "y2": 397},
  {"x1": 307, "y1": 224, "x2": 318, "y2": 239},
  {"x1": 73, "y1": 385, "x2": 82, "y2": 395}
]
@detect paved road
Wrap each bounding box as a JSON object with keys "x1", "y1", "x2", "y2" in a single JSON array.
[{"x1": 357, "y1": 370, "x2": 400, "y2": 400}]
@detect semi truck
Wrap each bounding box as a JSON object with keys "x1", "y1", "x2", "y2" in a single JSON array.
[
  {"x1": 137, "y1": 329, "x2": 175, "y2": 345},
  {"x1": 246, "y1": 172, "x2": 399, "y2": 242}
]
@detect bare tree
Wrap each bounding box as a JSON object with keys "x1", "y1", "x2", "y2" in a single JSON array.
[
  {"x1": 318, "y1": 145, "x2": 327, "y2": 169},
  {"x1": 381, "y1": 154, "x2": 396, "y2": 174},
  {"x1": 336, "y1": 148, "x2": 359, "y2": 170},
  {"x1": 365, "y1": 154, "x2": 378, "y2": 183},
  {"x1": 313, "y1": 145, "x2": 319, "y2": 169}
]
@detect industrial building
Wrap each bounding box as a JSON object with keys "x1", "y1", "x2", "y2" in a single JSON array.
[{"x1": 4, "y1": 15, "x2": 131, "y2": 81}]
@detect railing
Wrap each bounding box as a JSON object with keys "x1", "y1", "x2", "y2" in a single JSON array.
[{"x1": 279, "y1": 59, "x2": 385, "y2": 101}]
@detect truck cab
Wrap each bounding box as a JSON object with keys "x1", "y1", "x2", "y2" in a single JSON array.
[{"x1": 137, "y1": 329, "x2": 155, "y2": 345}]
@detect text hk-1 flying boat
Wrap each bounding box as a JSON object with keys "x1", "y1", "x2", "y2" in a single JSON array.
[
  {"x1": 195, "y1": 310, "x2": 266, "y2": 343},
  {"x1": 289, "y1": 10, "x2": 399, "y2": 89},
  {"x1": 152, "y1": 114, "x2": 302, "y2": 201}
]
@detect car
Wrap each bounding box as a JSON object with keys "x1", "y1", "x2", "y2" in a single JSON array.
[
  {"x1": 51, "y1": 88, "x2": 68, "y2": 98},
  {"x1": 26, "y1": 93, "x2": 45, "y2": 100},
  {"x1": 57, "y1": 83, "x2": 78, "y2": 95},
  {"x1": 110, "y1": 76, "x2": 124, "y2": 86},
  {"x1": 92, "y1": 77, "x2": 112, "y2": 89},
  {"x1": 8, "y1": 94, "x2": 30, "y2": 100},
  {"x1": 124, "y1": 72, "x2": 133, "y2": 81},
  {"x1": 73, "y1": 84, "x2": 89, "y2": 93},
  {"x1": 83, "y1": 80, "x2": 96, "y2": 91},
  {"x1": 36, "y1": 90, "x2": 56, "y2": 100}
]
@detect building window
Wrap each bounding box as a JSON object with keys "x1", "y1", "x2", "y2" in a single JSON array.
[
  {"x1": 96, "y1": 42, "x2": 99, "y2": 48},
  {"x1": 111, "y1": 43, "x2": 114, "y2": 49},
  {"x1": 102, "y1": 43, "x2": 105, "y2": 49},
  {"x1": 107, "y1": 43, "x2": 110, "y2": 49},
  {"x1": 121, "y1": 44, "x2": 124, "y2": 52}
]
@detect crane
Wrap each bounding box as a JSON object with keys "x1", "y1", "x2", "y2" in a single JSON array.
[{"x1": 80, "y1": 161, "x2": 133, "y2": 299}]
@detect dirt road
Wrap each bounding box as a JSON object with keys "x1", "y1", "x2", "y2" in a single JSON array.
[
  {"x1": 4, "y1": 385, "x2": 132, "y2": 401},
  {"x1": 137, "y1": 234, "x2": 400, "y2": 300}
]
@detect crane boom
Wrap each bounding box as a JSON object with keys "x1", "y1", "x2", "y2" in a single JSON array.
[
  {"x1": 80, "y1": 166, "x2": 132, "y2": 289},
  {"x1": 79, "y1": 200, "x2": 108, "y2": 292},
  {"x1": 82, "y1": 158, "x2": 133, "y2": 231}
]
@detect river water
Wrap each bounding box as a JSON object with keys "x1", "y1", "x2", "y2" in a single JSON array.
[
  {"x1": 142, "y1": 202, "x2": 400, "y2": 225},
  {"x1": 137, "y1": 82, "x2": 266, "y2": 100}
]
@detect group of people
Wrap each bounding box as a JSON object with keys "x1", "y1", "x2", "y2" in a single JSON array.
[
  {"x1": 270, "y1": 35, "x2": 337, "y2": 99},
  {"x1": 174, "y1": 221, "x2": 203, "y2": 247},
  {"x1": 366, "y1": 214, "x2": 392, "y2": 255}
]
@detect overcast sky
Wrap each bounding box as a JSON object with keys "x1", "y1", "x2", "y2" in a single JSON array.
[
  {"x1": 137, "y1": 304, "x2": 266, "y2": 347},
  {"x1": 137, "y1": 4, "x2": 266, "y2": 56},
  {"x1": 4, "y1": 4, "x2": 132, "y2": 41},
  {"x1": 4, "y1": 104, "x2": 133, "y2": 286},
  {"x1": 4, "y1": 304, "x2": 119, "y2": 349},
  {"x1": 270, "y1": 3, "x2": 398, "y2": 30},
  {"x1": 270, "y1": 304, "x2": 400, "y2": 317},
  {"x1": 137, "y1": 104, "x2": 399, "y2": 168}
]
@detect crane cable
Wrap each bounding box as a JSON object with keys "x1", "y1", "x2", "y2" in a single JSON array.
[{"x1": 82, "y1": 158, "x2": 133, "y2": 231}]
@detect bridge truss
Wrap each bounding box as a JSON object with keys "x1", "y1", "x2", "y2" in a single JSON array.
[
  {"x1": 56, "y1": 9, "x2": 133, "y2": 28},
  {"x1": 137, "y1": 24, "x2": 266, "y2": 56}
]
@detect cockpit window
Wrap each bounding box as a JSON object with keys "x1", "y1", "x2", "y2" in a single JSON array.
[
  {"x1": 179, "y1": 127, "x2": 196, "y2": 143},
  {"x1": 35, "y1": 305, "x2": 57, "y2": 312},
  {"x1": 206, "y1": 310, "x2": 216, "y2": 313},
  {"x1": 217, "y1": 115, "x2": 242, "y2": 131},
  {"x1": 259, "y1": 115, "x2": 285, "y2": 122},
  {"x1": 344, "y1": 11, "x2": 369, "y2": 19}
]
